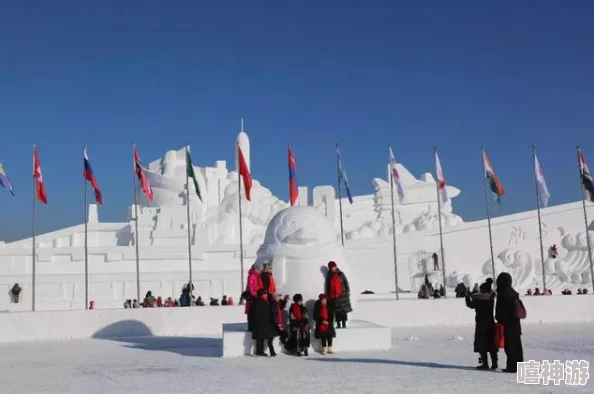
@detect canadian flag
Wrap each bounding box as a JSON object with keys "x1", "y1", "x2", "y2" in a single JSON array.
[
  {"x1": 435, "y1": 150, "x2": 448, "y2": 205},
  {"x1": 33, "y1": 146, "x2": 48, "y2": 204}
]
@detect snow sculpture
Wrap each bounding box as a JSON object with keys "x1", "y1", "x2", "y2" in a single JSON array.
[{"x1": 256, "y1": 206, "x2": 357, "y2": 307}]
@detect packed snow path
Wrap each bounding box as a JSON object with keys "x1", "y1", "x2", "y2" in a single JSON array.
[{"x1": 0, "y1": 323, "x2": 591, "y2": 393}]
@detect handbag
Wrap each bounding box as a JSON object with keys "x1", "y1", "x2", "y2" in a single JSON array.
[{"x1": 514, "y1": 297, "x2": 527, "y2": 319}]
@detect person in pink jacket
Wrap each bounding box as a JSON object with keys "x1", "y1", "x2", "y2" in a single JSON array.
[{"x1": 245, "y1": 262, "x2": 264, "y2": 331}]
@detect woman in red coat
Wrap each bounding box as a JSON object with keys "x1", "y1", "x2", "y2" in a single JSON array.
[{"x1": 314, "y1": 293, "x2": 336, "y2": 354}]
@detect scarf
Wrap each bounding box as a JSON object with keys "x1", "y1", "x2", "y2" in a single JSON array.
[
  {"x1": 330, "y1": 272, "x2": 343, "y2": 299},
  {"x1": 319, "y1": 302, "x2": 329, "y2": 333}
]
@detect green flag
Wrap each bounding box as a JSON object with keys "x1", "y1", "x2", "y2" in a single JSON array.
[{"x1": 185, "y1": 148, "x2": 202, "y2": 202}]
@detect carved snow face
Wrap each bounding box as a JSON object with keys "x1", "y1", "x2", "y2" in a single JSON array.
[{"x1": 265, "y1": 207, "x2": 336, "y2": 247}]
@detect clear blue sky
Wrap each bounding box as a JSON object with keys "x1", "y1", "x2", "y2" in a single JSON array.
[{"x1": 1, "y1": 1, "x2": 594, "y2": 241}]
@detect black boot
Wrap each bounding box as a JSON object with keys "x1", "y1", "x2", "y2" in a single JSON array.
[
  {"x1": 341, "y1": 320, "x2": 346, "y2": 328},
  {"x1": 490, "y1": 352, "x2": 498, "y2": 370},
  {"x1": 476, "y1": 353, "x2": 489, "y2": 370},
  {"x1": 304, "y1": 348, "x2": 308, "y2": 356}
]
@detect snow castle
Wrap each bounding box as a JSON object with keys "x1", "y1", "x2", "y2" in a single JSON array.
[{"x1": 1, "y1": 129, "x2": 593, "y2": 311}]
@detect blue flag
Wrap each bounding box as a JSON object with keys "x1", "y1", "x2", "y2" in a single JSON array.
[
  {"x1": 336, "y1": 145, "x2": 353, "y2": 204},
  {"x1": 0, "y1": 161, "x2": 14, "y2": 195}
]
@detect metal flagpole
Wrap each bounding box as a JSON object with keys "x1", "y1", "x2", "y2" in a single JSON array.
[
  {"x1": 532, "y1": 145, "x2": 547, "y2": 292},
  {"x1": 185, "y1": 143, "x2": 193, "y2": 295},
  {"x1": 336, "y1": 143, "x2": 345, "y2": 246},
  {"x1": 389, "y1": 143, "x2": 399, "y2": 300},
  {"x1": 31, "y1": 145, "x2": 37, "y2": 312},
  {"x1": 84, "y1": 144, "x2": 89, "y2": 310},
  {"x1": 238, "y1": 119, "x2": 245, "y2": 293},
  {"x1": 133, "y1": 143, "x2": 141, "y2": 303},
  {"x1": 482, "y1": 145, "x2": 496, "y2": 280},
  {"x1": 577, "y1": 146, "x2": 594, "y2": 293},
  {"x1": 434, "y1": 144, "x2": 447, "y2": 298}
]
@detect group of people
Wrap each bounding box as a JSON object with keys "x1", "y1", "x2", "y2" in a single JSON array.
[
  {"x1": 243, "y1": 260, "x2": 352, "y2": 357},
  {"x1": 120, "y1": 288, "x2": 236, "y2": 309},
  {"x1": 465, "y1": 272, "x2": 525, "y2": 373}
]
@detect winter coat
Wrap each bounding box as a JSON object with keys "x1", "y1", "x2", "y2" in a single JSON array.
[
  {"x1": 455, "y1": 283, "x2": 467, "y2": 298},
  {"x1": 179, "y1": 290, "x2": 191, "y2": 307},
  {"x1": 325, "y1": 270, "x2": 353, "y2": 314},
  {"x1": 313, "y1": 300, "x2": 336, "y2": 339},
  {"x1": 261, "y1": 272, "x2": 277, "y2": 294},
  {"x1": 288, "y1": 303, "x2": 310, "y2": 332},
  {"x1": 245, "y1": 269, "x2": 263, "y2": 315},
  {"x1": 495, "y1": 286, "x2": 522, "y2": 336},
  {"x1": 252, "y1": 298, "x2": 276, "y2": 340},
  {"x1": 466, "y1": 291, "x2": 497, "y2": 353}
]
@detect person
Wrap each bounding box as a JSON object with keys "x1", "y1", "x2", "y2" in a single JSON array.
[
  {"x1": 455, "y1": 282, "x2": 467, "y2": 298},
  {"x1": 11, "y1": 283, "x2": 21, "y2": 303},
  {"x1": 245, "y1": 263, "x2": 263, "y2": 331},
  {"x1": 156, "y1": 296, "x2": 163, "y2": 307},
  {"x1": 424, "y1": 274, "x2": 434, "y2": 293},
  {"x1": 252, "y1": 289, "x2": 277, "y2": 357},
  {"x1": 270, "y1": 293, "x2": 287, "y2": 345},
  {"x1": 285, "y1": 293, "x2": 310, "y2": 356},
  {"x1": 466, "y1": 281, "x2": 498, "y2": 370},
  {"x1": 196, "y1": 296, "x2": 205, "y2": 306},
  {"x1": 550, "y1": 244, "x2": 558, "y2": 258},
  {"x1": 471, "y1": 283, "x2": 479, "y2": 294},
  {"x1": 132, "y1": 299, "x2": 139, "y2": 308},
  {"x1": 280, "y1": 295, "x2": 290, "y2": 309},
  {"x1": 209, "y1": 298, "x2": 219, "y2": 306},
  {"x1": 179, "y1": 286, "x2": 191, "y2": 307},
  {"x1": 534, "y1": 287, "x2": 542, "y2": 296},
  {"x1": 227, "y1": 297, "x2": 235, "y2": 306},
  {"x1": 314, "y1": 293, "x2": 336, "y2": 354},
  {"x1": 432, "y1": 252, "x2": 439, "y2": 271},
  {"x1": 144, "y1": 291, "x2": 156, "y2": 307},
  {"x1": 525, "y1": 289, "x2": 533, "y2": 296},
  {"x1": 325, "y1": 261, "x2": 352, "y2": 329},
  {"x1": 89, "y1": 301, "x2": 95, "y2": 310},
  {"x1": 261, "y1": 262, "x2": 277, "y2": 294},
  {"x1": 221, "y1": 295, "x2": 228, "y2": 306},
  {"x1": 124, "y1": 299, "x2": 132, "y2": 308},
  {"x1": 417, "y1": 284, "x2": 430, "y2": 299},
  {"x1": 495, "y1": 272, "x2": 524, "y2": 373},
  {"x1": 439, "y1": 284, "x2": 446, "y2": 297}
]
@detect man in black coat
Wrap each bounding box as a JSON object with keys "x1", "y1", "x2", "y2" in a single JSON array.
[
  {"x1": 466, "y1": 281, "x2": 498, "y2": 370},
  {"x1": 495, "y1": 272, "x2": 524, "y2": 373},
  {"x1": 252, "y1": 289, "x2": 277, "y2": 357}
]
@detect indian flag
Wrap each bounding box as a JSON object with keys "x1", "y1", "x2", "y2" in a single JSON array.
[{"x1": 483, "y1": 149, "x2": 505, "y2": 202}]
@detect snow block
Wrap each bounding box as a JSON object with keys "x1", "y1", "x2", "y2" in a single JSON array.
[{"x1": 222, "y1": 320, "x2": 392, "y2": 357}]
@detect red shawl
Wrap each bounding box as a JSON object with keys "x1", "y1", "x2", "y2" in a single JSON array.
[
  {"x1": 319, "y1": 302, "x2": 329, "y2": 333},
  {"x1": 291, "y1": 303, "x2": 302, "y2": 321},
  {"x1": 330, "y1": 272, "x2": 343, "y2": 299},
  {"x1": 267, "y1": 273, "x2": 277, "y2": 294}
]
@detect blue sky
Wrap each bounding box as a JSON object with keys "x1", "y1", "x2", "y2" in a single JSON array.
[{"x1": 1, "y1": 1, "x2": 594, "y2": 241}]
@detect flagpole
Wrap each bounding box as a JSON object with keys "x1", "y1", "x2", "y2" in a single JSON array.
[
  {"x1": 84, "y1": 144, "x2": 89, "y2": 310},
  {"x1": 532, "y1": 144, "x2": 547, "y2": 292},
  {"x1": 238, "y1": 119, "x2": 245, "y2": 293},
  {"x1": 336, "y1": 143, "x2": 345, "y2": 246},
  {"x1": 185, "y1": 143, "x2": 193, "y2": 296},
  {"x1": 434, "y1": 144, "x2": 447, "y2": 298},
  {"x1": 577, "y1": 146, "x2": 594, "y2": 293},
  {"x1": 389, "y1": 143, "x2": 400, "y2": 300},
  {"x1": 31, "y1": 145, "x2": 37, "y2": 312},
  {"x1": 133, "y1": 143, "x2": 141, "y2": 304},
  {"x1": 482, "y1": 145, "x2": 496, "y2": 280}
]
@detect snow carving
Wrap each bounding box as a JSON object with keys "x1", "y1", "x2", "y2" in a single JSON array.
[
  {"x1": 256, "y1": 206, "x2": 357, "y2": 307},
  {"x1": 507, "y1": 226, "x2": 526, "y2": 246}
]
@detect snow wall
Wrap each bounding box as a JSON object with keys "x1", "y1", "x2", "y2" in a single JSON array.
[{"x1": 1, "y1": 296, "x2": 593, "y2": 343}]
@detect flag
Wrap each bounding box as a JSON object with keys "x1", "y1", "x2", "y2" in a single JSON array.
[
  {"x1": 185, "y1": 147, "x2": 202, "y2": 202},
  {"x1": 133, "y1": 145, "x2": 154, "y2": 201},
  {"x1": 389, "y1": 146, "x2": 405, "y2": 202},
  {"x1": 533, "y1": 152, "x2": 550, "y2": 208},
  {"x1": 579, "y1": 149, "x2": 594, "y2": 202},
  {"x1": 33, "y1": 146, "x2": 48, "y2": 204},
  {"x1": 83, "y1": 147, "x2": 102, "y2": 205},
  {"x1": 0, "y1": 161, "x2": 14, "y2": 195},
  {"x1": 336, "y1": 144, "x2": 353, "y2": 204},
  {"x1": 435, "y1": 150, "x2": 448, "y2": 205},
  {"x1": 288, "y1": 146, "x2": 299, "y2": 206},
  {"x1": 238, "y1": 143, "x2": 252, "y2": 201},
  {"x1": 483, "y1": 149, "x2": 505, "y2": 203}
]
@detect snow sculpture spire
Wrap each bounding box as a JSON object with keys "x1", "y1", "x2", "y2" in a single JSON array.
[{"x1": 236, "y1": 118, "x2": 250, "y2": 173}]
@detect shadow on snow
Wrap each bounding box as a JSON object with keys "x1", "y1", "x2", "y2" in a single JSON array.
[
  {"x1": 307, "y1": 357, "x2": 475, "y2": 371},
  {"x1": 91, "y1": 319, "x2": 221, "y2": 358}
]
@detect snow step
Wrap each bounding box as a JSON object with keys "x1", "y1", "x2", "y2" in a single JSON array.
[{"x1": 221, "y1": 320, "x2": 392, "y2": 358}]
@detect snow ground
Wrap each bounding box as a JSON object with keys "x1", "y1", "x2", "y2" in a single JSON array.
[{"x1": 0, "y1": 323, "x2": 591, "y2": 394}]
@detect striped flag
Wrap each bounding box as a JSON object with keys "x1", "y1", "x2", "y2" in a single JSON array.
[
  {"x1": 389, "y1": 146, "x2": 405, "y2": 202},
  {"x1": 133, "y1": 144, "x2": 154, "y2": 201},
  {"x1": 533, "y1": 151, "x2": 550, "y2": 208},
  {"x1": 336, "y1": 144, "x2": 353, "y2": 204},
  {"x1": 84, "y1": 146, "x2": 102, "y2": 205},
  {"x1": 483, "y1": 148, "x2": 505, "y2": 203}
]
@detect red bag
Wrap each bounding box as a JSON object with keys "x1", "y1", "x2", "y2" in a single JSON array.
[{"x1": 495, "y1": 323, "x2": 505, "y2": 348}]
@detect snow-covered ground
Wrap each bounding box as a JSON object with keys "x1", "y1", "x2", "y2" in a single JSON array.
[{"x1": 0, "y1": 323, "x2": 591, "y2": 393}]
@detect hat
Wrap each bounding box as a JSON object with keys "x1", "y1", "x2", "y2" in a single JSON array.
[
  {"x1": 253, "y1": 262, "x2": 264, "y2": 271},
  {"x1": 318, "y1": 293, "x2": 327, "y2": 300},
  {"x1": 263, "y1": 261, "x2": 272, "y2": 270},
  {"x1": 328, "y1": 261, "x2": 337, "y2": 269},
  {"x1": 293, "y1": 293, "x2": 303, "y2": 302}
]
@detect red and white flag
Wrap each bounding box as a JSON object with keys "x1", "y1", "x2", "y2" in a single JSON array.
[
  {"x1": 389, "y1": 146, "x2": 405, "y2": 202},
  {"x1": 33, "y1": 146, "x2": 48, "y2": 204},
  {"x1": 435, "y1": 150, "x2": 448, "y2": 205}
]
